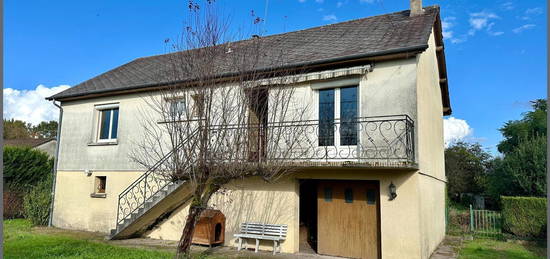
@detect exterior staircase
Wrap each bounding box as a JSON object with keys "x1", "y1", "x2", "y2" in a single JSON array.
[
  {"x1": 109, "y1": 132, "x2": 197, "y2": 240},
  {"x1": 109, "y1": 180, "x2": 192, "y2": 239}
]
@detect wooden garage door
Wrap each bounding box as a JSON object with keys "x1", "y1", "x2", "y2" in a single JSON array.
[{"x1": 317, "y1": 180, "x2": 380, "y2": 259}]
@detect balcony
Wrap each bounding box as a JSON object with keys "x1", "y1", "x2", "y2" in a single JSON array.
[{"x1": 207, "y1": 114, "x2": 416, "y2": 169}]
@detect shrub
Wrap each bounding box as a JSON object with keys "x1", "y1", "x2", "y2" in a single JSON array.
[
  {"x1": 23, "y1": 178, "x2": 53, "y2": 226},
  {"x1": 3, "y1": 189, "x2": 25, "y2": 218},
  {"x1": 3, "y1": 146, "x2": 53, "y2": 189},
  {"x1": 448, "y1": 208, "x2": 470, "y2": 234},
  {"x1": 501, "y1": 196, "x2": 547, "y2": 239}
]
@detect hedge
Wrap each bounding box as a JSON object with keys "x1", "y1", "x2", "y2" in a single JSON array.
[
  {"x1": 3, "y1": 146, "x2": 53, "y2": 189},
  {"x1": 3, "y1": 146, "x2": 54, "y2": 219},
  {"x1": 501, "y1": 196, "x2": 547, "y2": 238},
  {"x1": 23, "y1": 177, "x2": 53, "y2": 225}
]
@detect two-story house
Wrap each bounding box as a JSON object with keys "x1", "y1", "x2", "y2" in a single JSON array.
[{"x1": 47, "y1": 2, "x2": 451, "y2": 259}]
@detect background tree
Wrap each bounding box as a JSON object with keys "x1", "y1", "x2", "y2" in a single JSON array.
[
  {"x1": 497, "y1": 99, "x2": 546, "y2": 154},
  {"x1": 130, "y1": 1, "x2": 310, "y2": 256},
  {"x1": 487, "y1": 135, "x2": 546, "y2": 199},
  {"x1": 3, "y1": 119, "x2": 31, "y2": 139},
  {"x1": 484, "y1": 99, "x2": 547, "y2": 204},
  {"x1": 30, "y1": 121, "x2": 58, "y2": 138},
  {"x1": 445, "y1": 141, "x2": 491, "y2": 203}
]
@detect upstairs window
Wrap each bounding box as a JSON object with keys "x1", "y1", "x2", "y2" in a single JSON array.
[
  {"x1": 340, "y1": 86, "x2": 358, "y2": 145},
  {"x1": 318, "y1": 86, "x2": 358, "y2": 146},
  {"x1": 318, "y1": 89, "x2": 335, "y2": 146},
  {"x1": 168, "y1": 98, "x2": 186, "y2": 119},
  {"x1": 96, "y1": 104, "x2": 119, "y2": 142},
  {"x1": 191, "y1": 94, "x2": 205, "y2": 118}
]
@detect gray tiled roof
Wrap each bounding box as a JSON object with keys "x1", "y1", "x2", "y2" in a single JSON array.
[{"x1": 49, "y1": 6, "x2": 440, "y2": 100}]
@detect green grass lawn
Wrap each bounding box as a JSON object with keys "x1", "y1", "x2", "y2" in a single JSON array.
[
  {"x1": 3, "y1": 219, "x2": 273, "y2": 259},
  {"x1": 459, "y1": 238, "x2": 547, "y2": 259},
  {"x1": 4, "y1": 219, "x2": 175, "y2": 259}
]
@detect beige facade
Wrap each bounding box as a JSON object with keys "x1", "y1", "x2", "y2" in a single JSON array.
[
  {"x1": 52, "y1": 170, "x2": 143, "y2": 232},
  {"x1": 51, "y1": 26, "x2": 447, "y2": 258}
]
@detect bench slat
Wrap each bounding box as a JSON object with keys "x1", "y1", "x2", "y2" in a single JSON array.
[
  {"x1": 238, "y1": 222, "x2": 287, "y2": 239},
  {"x1": 234, "y1": 234, "x2": 285, "y2": 240},
  {"x1": 241, "y1": 226, "x2": 287, "y2": 230},
  {"x1": 241, "y1": 223, "x2": 287, "y2": 227}
]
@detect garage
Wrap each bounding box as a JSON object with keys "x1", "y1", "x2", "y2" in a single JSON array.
[{"x1": 300, "y1": 180, "x2": 381, "y2": 259}]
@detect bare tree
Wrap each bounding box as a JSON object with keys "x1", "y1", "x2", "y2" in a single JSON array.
[{"x1": 129, "y1": 1, "x2": 311, "y2": 256}]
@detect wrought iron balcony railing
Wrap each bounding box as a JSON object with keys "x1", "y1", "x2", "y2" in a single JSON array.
[{"x1": 207, "y1": 114, "x2": 415, "y2": 167}]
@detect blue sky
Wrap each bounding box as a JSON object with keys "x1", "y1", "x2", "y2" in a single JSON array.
[{"x1": 4, "y1": 0, "x2": 547, "y2": 154}]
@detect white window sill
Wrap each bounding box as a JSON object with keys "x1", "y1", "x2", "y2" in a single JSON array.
[
  {"x1": 88, "y1": 141, "x2": 118, "y2": 146},
  {"x1": 90, "y1": 193, "x2": 107, "y2": 198},
  {"x1": 157, "y1": 118, "x2": 205, "y2": 124}
]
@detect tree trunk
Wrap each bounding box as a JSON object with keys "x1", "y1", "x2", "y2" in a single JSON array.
[{"x1": 176, "y1": 205, "x2": 204, "y2": 258}]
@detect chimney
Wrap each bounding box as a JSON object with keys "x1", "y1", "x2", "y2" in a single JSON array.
[{"x1": 410, "y1": 0, "x2": 424, "y2": 16}]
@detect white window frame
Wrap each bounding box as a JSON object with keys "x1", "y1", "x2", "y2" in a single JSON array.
[
  {"x1": 315, "y1": 85, "x2": 360, "y2": 147},
  {"x1": 168, "y1": 97, "x2": 187, "y2": 119},
  {"x1": 95, "y1": 103, "x2": 119, "y2": 143}
]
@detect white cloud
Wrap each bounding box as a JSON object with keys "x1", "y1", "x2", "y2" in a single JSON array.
[
  {"x1": 442, "y1": 17, "x2": 455, "y2": 39},
  {"x1": 469, "y1": 12, "x2": 499, "y2": 31},
  {"x1": 298, "y1": 0, "x2": 306, "y2": 3},
  {"x1": 451, "y1": 36, "x2": 467, "y2": 44},
  {"x1": 518, "y1": 7, "x2": 543, "y2": 20},
  {"x1": 467, "y1": 11, "x2": 502, "y2": 37},
  {"x1": 501, "y1": 2, "x2": 514, "y2": 11},
  {"x1": 512, "y1": 24, "x2": 535, "y2": 33},
  {"x1": 525, "y1": 7, "x2": 543, "y2": 15},
  {"x1": 487, "y1": 22, "x2": 504, "y2": 36},
  {"x1": 322, "y1": 14, "x2": 337, "y2": 22},
  {"x1": 359, "y1": 0, "x2": 374, "y2": 3},
  {"x1": 444, "y1": 117, "x2": 473, "y2": 147},
  {"x1": 3, "y1": 84, "x2": 70, "y2": 125},
  {"x1": 443, "y1": 31, "x2": 454, "y2": 39},
  {"x1": 336, "y1": 0, "x2": 349, "y2": 8}
]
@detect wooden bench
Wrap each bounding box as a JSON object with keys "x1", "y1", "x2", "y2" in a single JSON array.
[{"x1": 234, "y1": 222, "x2": 287, "y2": 254}]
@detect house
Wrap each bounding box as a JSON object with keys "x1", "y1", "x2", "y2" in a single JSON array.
[
  {"x1": 4, "y1": 138, "x2": 57, "y2": 158},
  {"x1": 47, "y1": 2, "x2": 450, "y2": 259}
]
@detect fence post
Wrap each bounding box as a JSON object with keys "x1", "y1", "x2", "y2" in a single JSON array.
[{"x1": 469, "y1": 204, "x2": 474, "y2": 232}]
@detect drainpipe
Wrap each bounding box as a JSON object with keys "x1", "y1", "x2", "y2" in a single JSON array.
[{"x1": 48, "y1": 100, "x2": 63, "y2": 227}]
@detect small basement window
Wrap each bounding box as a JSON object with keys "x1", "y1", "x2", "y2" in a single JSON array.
[{"x1": 91, "y1": 176, "x2": 107, "y2": 198}]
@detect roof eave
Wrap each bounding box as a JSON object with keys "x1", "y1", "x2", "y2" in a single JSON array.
[{"x1": 432, "y1": 8, "x2": 452, "y2": 116}]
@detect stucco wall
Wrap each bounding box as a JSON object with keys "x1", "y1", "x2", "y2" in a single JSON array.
[
  {"x1": 57, "y1": 92, "x2": 160, "y2": 171},
  {"x1": 360, "y1": 57, "x2": 417, "y2": 120},
  {"x1": 145, "y1": 176, "x2": 300, "y2": 253},
  {"x1": 144, "y1": 169, "x2": 423, "y2": 258},
  {"x1": 52, "y1": 170, "x2": 143, "y2": 232},
  {"x1": 415, "y1": 29, "x2": 447, "y2": 258}
]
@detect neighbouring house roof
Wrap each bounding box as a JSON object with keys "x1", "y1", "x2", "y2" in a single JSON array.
[
  {"x1": 4, "y1": 138, "x2": 56, "y2": 148},
  {"x1": 47, "y1": 5, "x2": 450, "y2": 114}
]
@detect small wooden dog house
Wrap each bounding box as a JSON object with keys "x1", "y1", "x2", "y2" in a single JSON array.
[{"x1": 192, "y1": 209, "x2": 225, "y2": 246}]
